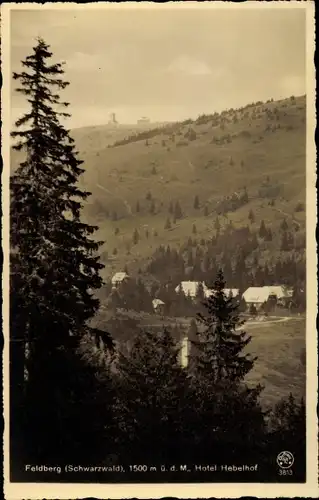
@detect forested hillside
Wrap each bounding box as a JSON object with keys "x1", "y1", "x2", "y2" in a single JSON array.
[
  {"x1": 11, "y1": 95, "x2": 306, "y2": 287},
  {"x1": 68, "y1": 96, "x2": 305, "y2": 284}
]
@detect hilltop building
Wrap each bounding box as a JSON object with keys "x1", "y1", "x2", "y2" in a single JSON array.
[
  {"x1": 137, "y1": 116, "x2": 150, "y2": 125},
  {"x1": 108, "y1": 113, "x2": 118, "y2": 126}
]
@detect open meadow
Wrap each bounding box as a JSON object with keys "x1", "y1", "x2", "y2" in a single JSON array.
[{"x1": 244, "y1": 316, "x2": 305, "y2": 408}]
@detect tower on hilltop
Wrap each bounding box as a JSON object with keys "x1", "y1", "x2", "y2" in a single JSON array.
[{"x1": 108, "y1": 112, "x2": 118, "y2": 125}]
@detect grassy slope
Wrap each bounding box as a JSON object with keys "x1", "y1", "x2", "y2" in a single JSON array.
[
  {"x1": 70, "y1": 121, "x2": 171, "y2": 153},
  {"x1": 11, "y1": 95, "x2": 306, "y2": 280},
  {"x1": 73, "y1": 95, "x2": 306, "y2": 280},
  {"x1": 245, "y1": 317, "x2": 305, "y2": 408}
]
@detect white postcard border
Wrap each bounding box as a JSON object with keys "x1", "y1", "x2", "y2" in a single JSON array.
[{"x1": 2, "y1": 2, "x2": 317, "y2": 498}]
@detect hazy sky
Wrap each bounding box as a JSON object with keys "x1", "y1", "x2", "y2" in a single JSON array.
[{"x1": 10, "y1": 5, "x2": 306, "y2": 128}]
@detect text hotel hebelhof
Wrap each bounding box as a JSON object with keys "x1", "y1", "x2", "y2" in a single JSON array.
[{"x1": 24, "y1": 464, "x2": 259, "y2": 474}]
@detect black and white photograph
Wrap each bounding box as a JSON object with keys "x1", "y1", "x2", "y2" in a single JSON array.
[{"x1": 2, "y1": 2, "x2": 317, "y2": 498}]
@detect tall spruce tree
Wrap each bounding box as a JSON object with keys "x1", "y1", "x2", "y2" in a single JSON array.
[
  {"x1": 259, "y1": 219, "x2": 267, "y2": 239},
  {"x1": 190, "y1": 270, "x2": 265, "y2": 463},
  {"x1": 194, "y1": 270, "x2": 255, "y2": 383},
  {"x1": 10, "y1": 38, "x2": 112, "y2": 466},
  {"x1": 193, "y1": 194, "x2": 200, "y2": 209}
]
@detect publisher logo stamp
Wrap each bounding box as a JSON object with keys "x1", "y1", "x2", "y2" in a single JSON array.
[{"x1": 276, "y1": 451, "x2": 294, "y2": 469}]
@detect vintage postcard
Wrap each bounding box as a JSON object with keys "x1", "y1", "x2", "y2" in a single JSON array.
[{"x1": 2, "y1": 1, "x2": 318, "y2": 498}]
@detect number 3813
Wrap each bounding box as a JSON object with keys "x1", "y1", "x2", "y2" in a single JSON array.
[{"x1": 279, "y1": 469, "x2": 293, "y2": 475}]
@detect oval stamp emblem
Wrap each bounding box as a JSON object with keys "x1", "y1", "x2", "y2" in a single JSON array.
[{"x1": 276, "y1": 451, "x2": 294, "y2": 469}]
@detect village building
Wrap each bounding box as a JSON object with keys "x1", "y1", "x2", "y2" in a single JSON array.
[
  {"x1": 242, "y1": 285, "x2": 293, "y2": 309},
  {"x1": 266, "y1": 285, "x2": 293, "y2": 305},
  {"x1": 175, "y1": 281, "x2": 210, "y2": 299},
  {"x1": 265, "y1": 285, "x2": 293, "y2": 308},
  {"x1": 152, "y1": 298, "x2": 165, "y2": 315},
  {"x1": 111, "y1": 272, "x2": 129, "y2": 289},
  {"x1": 242, "y1": 287, "x2": 271, "y2": 309}
]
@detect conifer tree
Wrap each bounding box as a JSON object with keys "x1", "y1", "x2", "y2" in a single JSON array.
[
  {"x1": 259, "y1": 219, "x2": 267, "y2": 239},
  {"x1": 194, "y1": 270, "x2": 255, "y2": 383},
  {"x1": 165, "y1": 217, "x2": 171, "y2": 230},
  {"x1": 190, "y1": 270, "x2": 265, "y2": 463},
  {"x1": 266, "y1": 227, "x2": 273, "y2": 241},
  {"x1": 133, "y1": 228, "x2": 140, "y2": 245},
  {"x1": 150, "y1": 199, "x2": 155, "y2": 214},
  {"x1": 242, "y1": 187, "x2": 249, "y2": 204},
  {"x1": 193, "y1": 194, "x2": 200, "y2": 209},
  {"x1": 10, "y1": 38, "x2": 113, "y2": 465},
  {"x1": 174, "y1": 200, "x2": 183, "y2": 219},
  {"x1": 248, "y1": 208, "x2": 255, "y2": 224},
  {"x1": 281, "y1": 231, "x2": 290, "y2": 251}
]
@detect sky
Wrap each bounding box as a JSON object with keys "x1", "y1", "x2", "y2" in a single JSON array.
[{"x1": 10, "y1": 5, "x2": 306, "y2": 129}]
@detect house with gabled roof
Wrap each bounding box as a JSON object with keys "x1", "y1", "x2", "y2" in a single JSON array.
[
  {"x1": 242, "y1": 285, "x2": 293, "y2": 309},
  {"x1": 175, "y1": 281, "x2": 209, "y2": 299},
  {"x1": 111, "y1": 272, "x2": 130, "y2": 289},
  {"x1": 242, "y1": 287, "x2": 270, "y2": 308},
  {"x1": 152, "y1": 298, "x2": 165, "y2": 314}
]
